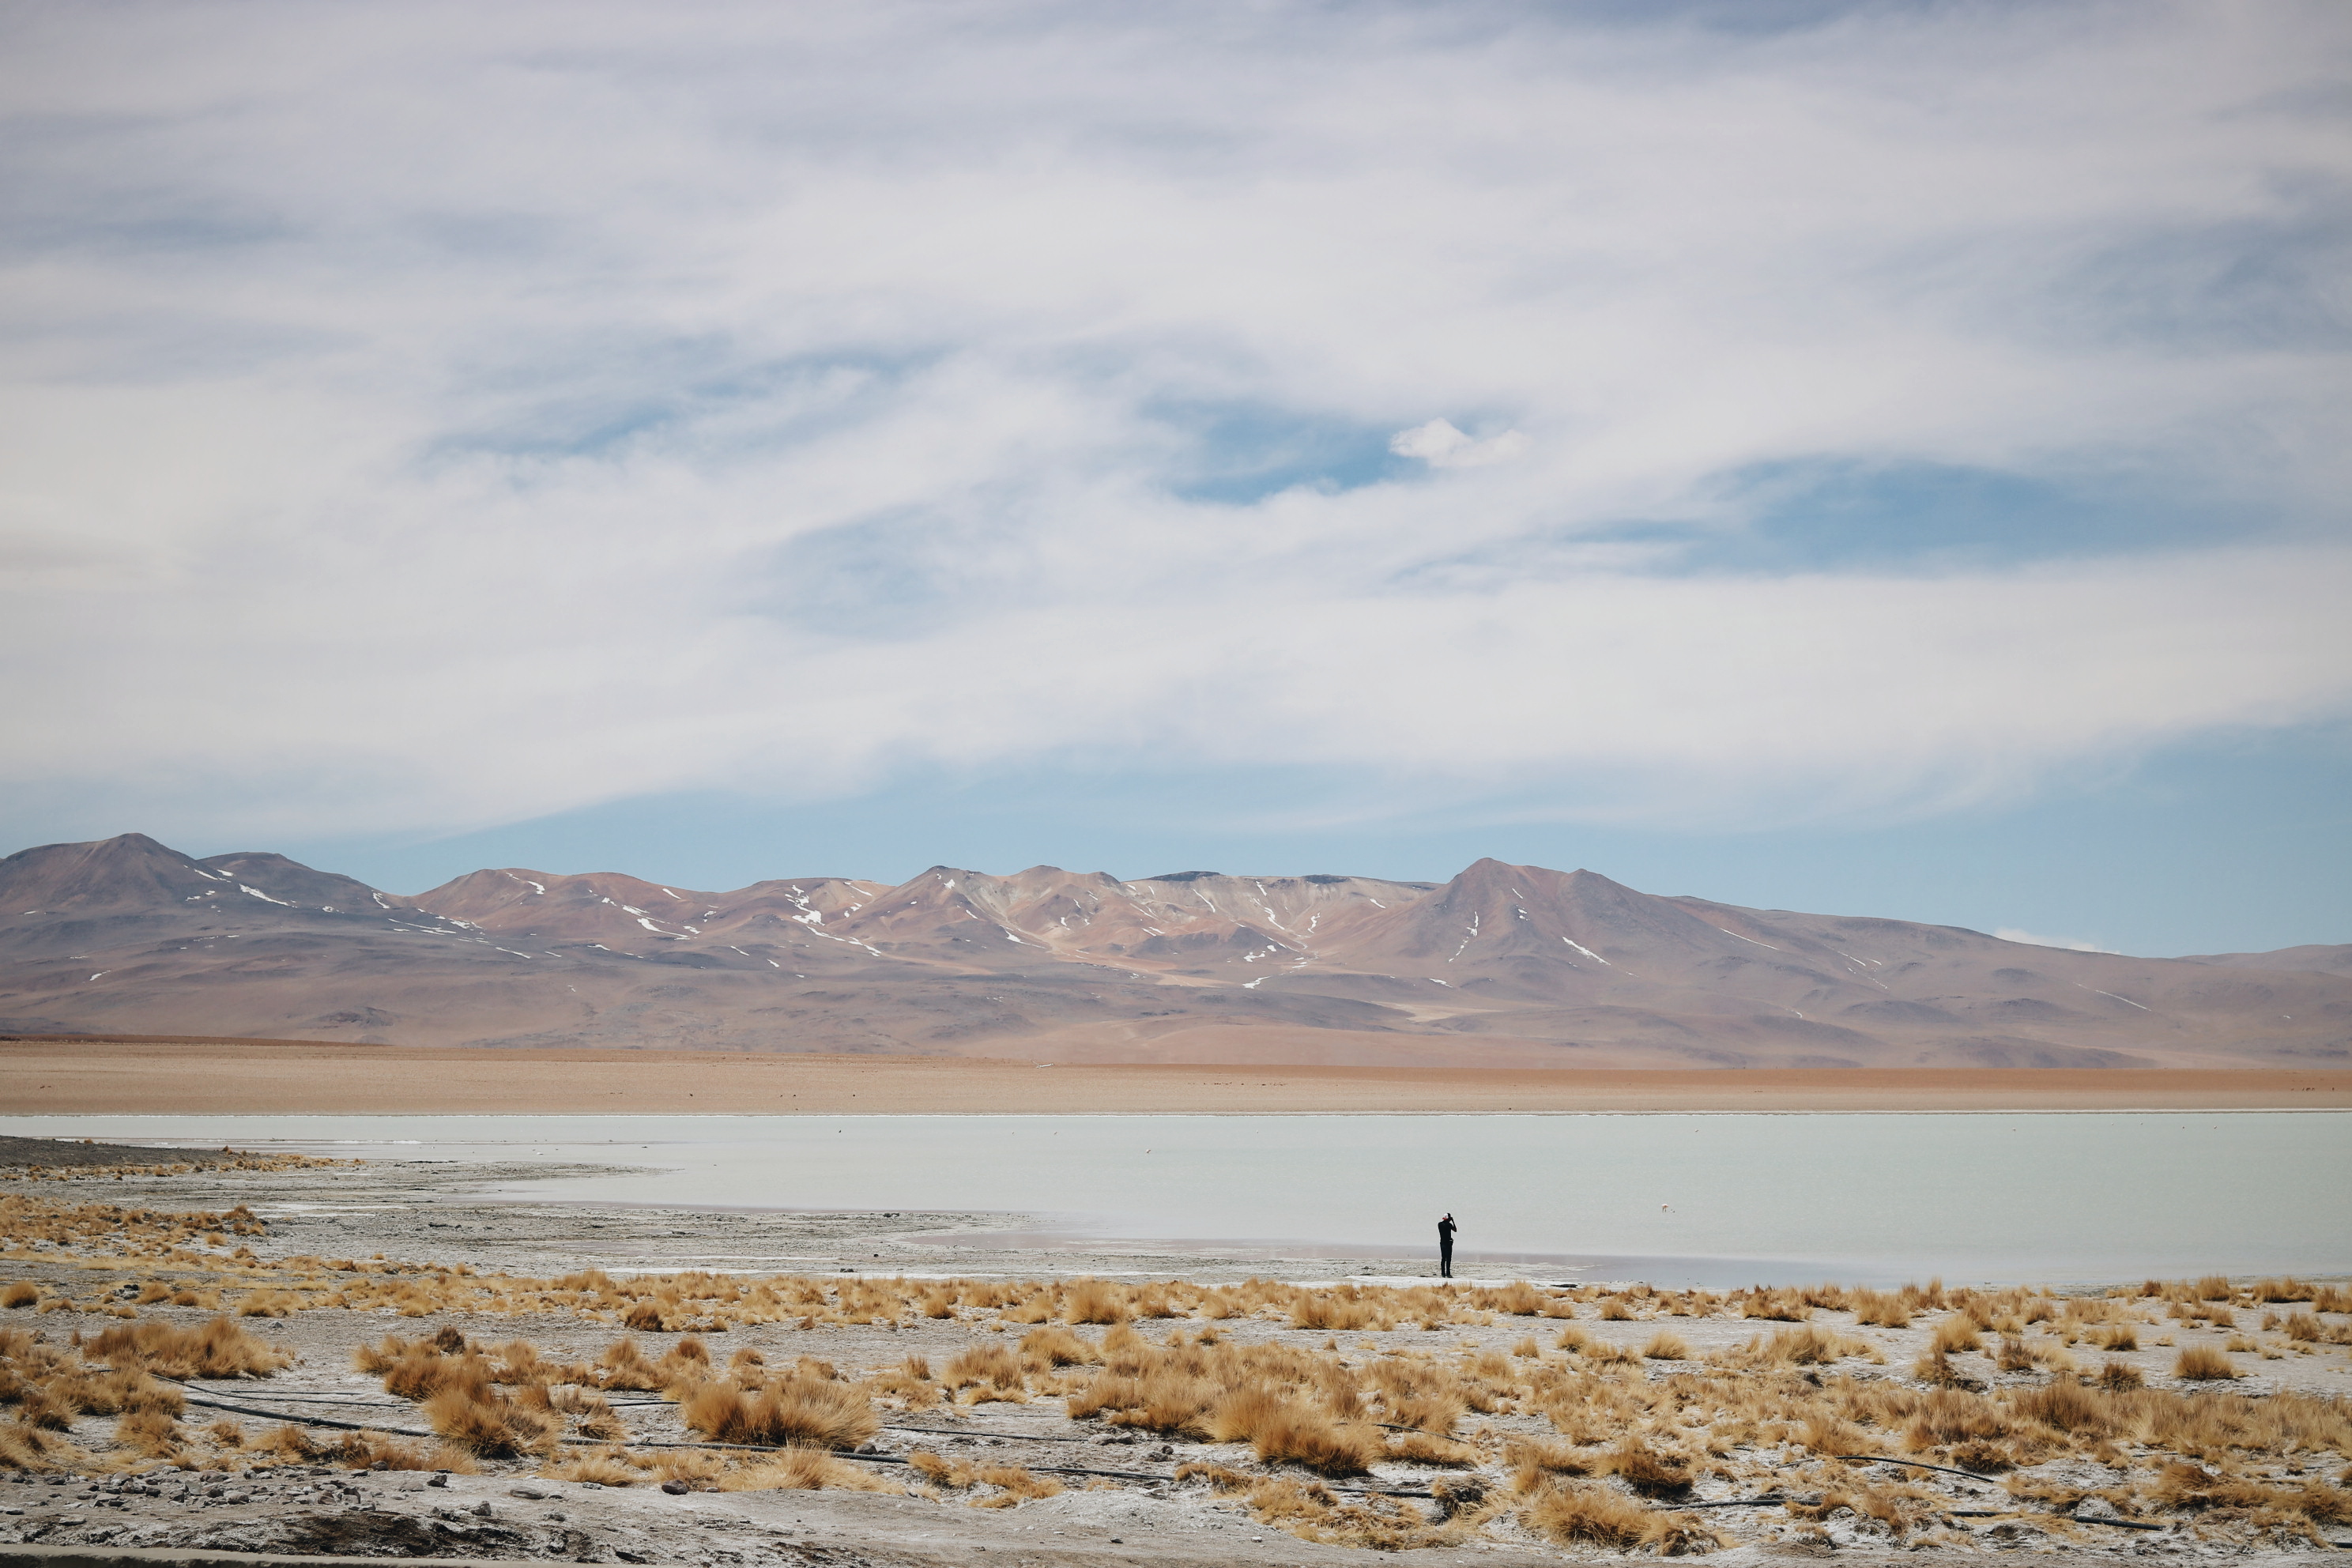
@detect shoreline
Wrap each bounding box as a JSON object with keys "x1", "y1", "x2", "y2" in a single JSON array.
[{"x1": 5, "y1": 1036, "x2": 2349, "y2": 1115}]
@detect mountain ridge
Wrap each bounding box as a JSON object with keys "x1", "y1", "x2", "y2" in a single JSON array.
[{"x1": 2, "y1": 834, "x2": 2344, "y2": 1069}]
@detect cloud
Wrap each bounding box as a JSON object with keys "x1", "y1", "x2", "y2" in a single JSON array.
[
  {"x1": 1995, "y1": 929, "x2": 2120, "y2": 955},
  {"x1": 0, "y1": 1, "x2": 2347, "y2": 845},
  {"x1": 1389, "y1": 419, "x2": 1529, "y2": 469}
]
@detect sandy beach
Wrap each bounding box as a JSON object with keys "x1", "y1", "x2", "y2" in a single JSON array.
[{"x1": 6, "y1": 1035, "x2": 2350, "y2": 1115}]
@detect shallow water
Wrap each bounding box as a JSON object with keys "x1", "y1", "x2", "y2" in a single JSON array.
[{"x1": 5, "y1": 1111, "x2": 2346, "y2": 1288}]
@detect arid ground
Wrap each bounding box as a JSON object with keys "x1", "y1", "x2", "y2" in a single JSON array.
[{"x1": 0, "y1": 1140, "x2": 2346, "y2": 1566}]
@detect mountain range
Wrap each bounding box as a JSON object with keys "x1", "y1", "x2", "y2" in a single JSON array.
[{"x1": 1, "y1": 833, "x2": 2345, "y2": 1068}]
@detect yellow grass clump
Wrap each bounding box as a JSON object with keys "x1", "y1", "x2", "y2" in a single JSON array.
[
  {"x1": 1605, "y1": 1436, "x2": 1693, "y2": 1496},
  {"x1": 1208, "y1": 1385, "x2": 1380, "y2": 1475},
  {"x1": 86, "y1": 1317, "x2": 291, "y2": 1379},
  {"x1": 1018, "y1": 1326, "x2": 1097, "y2": 1368},
  {"x1": 421, "y1": 1378, "x2": 559, "y2": 1459},
  {"x1": 541, "y1": 1446, "x2": 648, "y2": 1486},
  {"x1": 1740, "y1": 1324, "x2": 1875, "y2": 1366},
  {"x1": 723, "y1": 1446, "x2": 903, "y2": 1494},
  {"x1": 1062, "y1": 1278, "x2": 1129, "y2": 1325},
  {"x1": 2175, "y1": 1344, "x2": 2241, "y2": 1381},
  {"x1": 1851, "y1": 1289, "x2": 1914, "y2": 1328},
  {"x1": 909, "y1": 1449, "x2": 1061, "y2": 1503},
  {"x1": 1521, "y1": 1480, "x2": 1718, "y2": 1554},
  {"x1": 943, "y1": 1342, "x2": 1027, "y2": 1400},
  {"x1": 2099, "y1": 1359, "x2": 2146, "y2": 1391},
  {"x1": 679, "y1": 1374, "x2": 880, "y2": 1450},
  {"x1": 1181, "y1": 1460, "x2": 1476, "y2": 1550},
  {"x1": 1931, "y1": 1314, "x2": 1981, "y2": 1354},
  {"x1": 1385, "y1": 1430, "x2": 1479, "y2": 1466}
]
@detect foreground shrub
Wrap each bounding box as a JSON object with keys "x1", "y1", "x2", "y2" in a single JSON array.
[
  {"x1": 2175, "y1": 1345, "x2": 2241, "y2": 1381},
  {"x1": 680, "y1": 1376, "x2": 880, "y2": 1450}
]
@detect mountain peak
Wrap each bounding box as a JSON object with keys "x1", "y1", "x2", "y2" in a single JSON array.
[{"x1": 0, "y1": 831, "x2": 231, "y2": 913}]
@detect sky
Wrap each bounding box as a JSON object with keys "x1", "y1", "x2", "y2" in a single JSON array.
[{"x1": 3, "y1": 1, "x2": 2349, "y2": 956}]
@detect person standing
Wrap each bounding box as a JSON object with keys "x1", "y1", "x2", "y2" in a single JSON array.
[{"x1": 1438, "y1": 1212, "x2": 1457, "y2": 1279}]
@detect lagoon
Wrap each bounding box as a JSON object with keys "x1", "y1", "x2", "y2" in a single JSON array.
[{"x1": 3, "y1": 1110, "x2": 2344, "y2": 1288}]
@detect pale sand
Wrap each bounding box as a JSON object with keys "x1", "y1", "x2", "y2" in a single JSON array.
[{"x1": 4, "y1": 1034, "x2": 2349, "y2": 1114}]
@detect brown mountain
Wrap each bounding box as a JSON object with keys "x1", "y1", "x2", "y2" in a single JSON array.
[
  {"x1": 2, "y1": 836, "x2": 2344, "y2": 1067},
  {"x1": 2180, "y1": 944, "x2": 2352, "y2": 977}
]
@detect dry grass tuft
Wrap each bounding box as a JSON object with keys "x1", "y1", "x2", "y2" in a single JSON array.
[
  {"x1": 115, "y1": 1408, "x2": 183, "y2": 1458},
  {"x1": 1019, "y1": 1326, "x2": 1097, "y2": 1368},
  {"x1": 0, "y1": 1284, "x2": 36, "y2": 1310},
  {"x1": 2098, "y1": 1359, "x2": 2145, "y2": 1391},
  {"x1": 944, "y1": 1343, "x2": 1027, "y2": 1400},
  {"x1": 1063, "y1": 1278, "x2": 1129, "y2": 1326},
  {"x1": 1736, "y1": 1288, "x2": 1810, "y2": 1322},
  {"x1": 2174, "y1": 1344, "x2": 2241, "y2": 1381},
  {"x1": 1385, "y1": 1430, "x2": 1480, "y2": 1467},
  {"x1": 1642, "y1": 1331, "x2": 1689, "y2": 1361},
  {"x1": 722, "y1": 1446, "x2": 901, "y2": 1494},
  {"x1": 909, "y1": 1449, "x2": 1060, "y2": 1503},
  {"x1": 0, "y1": 1421, "x2": 81, "y2": 1472},
  {"x1": 2011, "y1": 1378, "x2": 2113, "y2": 1434},
  {"x1": 1947, "y1": 1439, "x2": 2015, "y2": 1473},
  {"x1": 1485, "y1": 1282, "x2": 1549, "y2": 1317},
  {"x1": 1903, "y1": 1386, "x2": 2007, "y2": 1449},
  {"x1": 1745, "y1": 1324, "x2": 1871, "y2": 1366},
  {"x1": 680, "y1": 1375, "x2": 880, "y2": 1450},
  {"x1": 1506, "y1": 1437, "x2": 1595, "y2": 1488},
  {"x1": 1521, "y1": 1480, "x2": 1717, "y2": 1554},
  {"x1": 541, "y1": 1446, "x2": 648, "y2": 1486},
  {"x1": 85, "y1": 1317, "x2": 291, "y2": 1378},
  {"x1": 317, "y1": 1430, "x2": 454, "y2": 1471},
  {"x1": 1931, "y1": 1315, "x2": 1981, "y2": 1354},
  {"x1": 1852, "y1": 1290, "x2": 1913, "y2": 1328},
  {"x1": 2154, "y1": 1460, "x2": 2350, "y2": 1526},
  {"x1": 1291, "y1": 1290, "x2": 1381, "y2": 1332},
  {"x1": 1208, "y1": 1385, "x2": 1380, "y2": 1476},
  {"x1": 1606, "y1": 1437, "x2": 1693, "y2": 1496},
  {"x1": 421, "y1": 1380, "x2": 560, "y2": 1459}
]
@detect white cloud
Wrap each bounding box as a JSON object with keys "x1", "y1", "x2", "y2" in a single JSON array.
[
  {"x1": 1389, "y1": 419, "x2": 1529, "y2": 469},
  {"x1": 0, "y1": 2, "x2": 2347, "y2": 843},
  {"x1": 1995, "y1": 929, "x2": 2120, "y2": 955}
]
